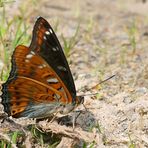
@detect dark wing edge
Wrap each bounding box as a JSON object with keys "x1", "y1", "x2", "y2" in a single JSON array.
[
  {"x1": 1, "y1": 45, "x2": 29, "y2": 116},
  {"x1": 29, "y1": 16, "x2": 77, "y2": 100}
]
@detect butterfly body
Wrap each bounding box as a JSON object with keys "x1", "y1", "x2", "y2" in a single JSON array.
[{"x1": 1, "y1": 17, "x2": 84, "y2": 118}]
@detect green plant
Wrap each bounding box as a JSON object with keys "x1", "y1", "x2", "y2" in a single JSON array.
[
  {"x1": 86, "y1": 16, "x2": 94, "y2": 33},
  {"x1": 0, "y1": 0, "x2": 14, "y2": 7},
  {"x1": 7, "y1": 131, "x2": 19, "y2": 148},
  {"x1": 61, "y1": 24, "x2": 80, "y2": 57},
  {"x1": 83, "y1": 141, "x2": 96, "y2": 148},
  {"x1": 128, "y1": 134, "x2": 135, "y2": 148},
  {"x1": 0, "y1": 10, "x2": 30, "y2": 81},
  {"x1": 126, "y1": 20, "x2": 137, "y2": 54},
  {"x1": 0, "y1": 131, "x2": 21, "y2": 148},
  {"x1": 30, "y1": 125, "x2": 60, "y2": 147}
]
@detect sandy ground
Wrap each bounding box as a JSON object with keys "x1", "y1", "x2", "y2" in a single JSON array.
[{"x1": 0, "y1": 0, "x2": 148, "y2": 147}]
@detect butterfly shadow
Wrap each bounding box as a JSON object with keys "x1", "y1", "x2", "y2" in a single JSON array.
[{"x1": 55, "y1": 109, "x2": 97, "y2": 132}]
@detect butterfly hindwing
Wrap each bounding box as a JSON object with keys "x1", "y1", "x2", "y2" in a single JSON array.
[{"x1": 1, "y1": 45, "x2": 73, "y2": 118}]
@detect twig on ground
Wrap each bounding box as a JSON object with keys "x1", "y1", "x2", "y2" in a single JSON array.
[{"x1": 38, "y1": 120, "x2": 97, "y2": 143}]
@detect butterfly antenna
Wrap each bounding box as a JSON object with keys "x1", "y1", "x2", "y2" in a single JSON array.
[
  {"x1": 98, "y1": 74, "x2": 115, "y2": 85},
  {"x1": 87, "y1": 74, "x2": 115, "y2": 91},
  {"x1": 79, "y1": 74, "x2": 116, "y2": 97},
  {"x1": 79, "y1": 92, "x2": 99, "y2": 97}
]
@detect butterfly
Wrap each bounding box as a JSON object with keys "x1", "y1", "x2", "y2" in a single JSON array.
[{"x1": 1, "y1": 17, "x2": 84, "y2": 119}]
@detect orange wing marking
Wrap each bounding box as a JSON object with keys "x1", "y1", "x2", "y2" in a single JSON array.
[{"x1": 18, "y1": 76, "x2": 62, "y2": 96}]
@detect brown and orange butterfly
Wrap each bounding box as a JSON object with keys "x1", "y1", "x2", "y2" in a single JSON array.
[{"x1": 1, "y1": 17, "x2": 84, "y2": 118}]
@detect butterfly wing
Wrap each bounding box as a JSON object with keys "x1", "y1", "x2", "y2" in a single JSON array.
[
  {"x1": 2, "y1": 45, "x2": 75, "y2": 118},
  {"x1": 1, "y1": 17, "x2": 81, "y2": 118},
  {"x1": 30, "y1": 17, "x2": 76, "y2": 100}
]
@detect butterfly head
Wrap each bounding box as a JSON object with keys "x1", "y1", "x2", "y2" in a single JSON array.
[
  {"x1": 76, "y1": 95, "x2": 84, "y2": 106},
  {"x1": 59, "y1": 95, "x2": 84, "y2": 115}
]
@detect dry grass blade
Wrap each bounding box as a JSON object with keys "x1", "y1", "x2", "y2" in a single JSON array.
[{"x1": 38, "y1": 120, "x2": 97, "y2": 143}]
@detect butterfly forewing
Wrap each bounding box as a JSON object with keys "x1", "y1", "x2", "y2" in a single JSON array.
[{"x1": 30, "y1": 17, "x2": 76, "y2": 100}]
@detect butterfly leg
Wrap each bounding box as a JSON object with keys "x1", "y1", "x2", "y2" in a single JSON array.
[
  {"x1": 72, "y1": 110, "x2": 83, "y2": 131},
  {"x1": 72, "y1": 114, "x2": 76, "y2": 131},
  {"x1": 49, "y1": 111, "x2": 59, "y2": 123},
  {"x1": 34, "y1": 124, "x2": 45, "y2": 133}
]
